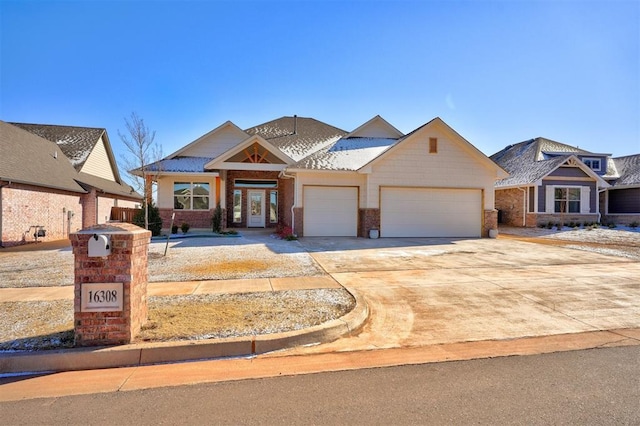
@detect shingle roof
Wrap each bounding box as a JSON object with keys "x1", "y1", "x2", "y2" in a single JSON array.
[
  {"x1": 611, "y1": 154, "x2": 640, "y2": 186},
  {"x1": 490, "y1": 138, "x2": 571, "y2": 187},
  {"x1": 292, "y1": 137, "x2": 399, "y2": 170},
  {"x1": 244, "y1": 116, "x2": 347, "y2": 162},
  {"x1": 0, "y1": 121, "x2": 86, "y2": 193},
  {"x1": 10, "y1": 122, "x2": 105, "y2": 171},
  {"x1": 76, "y1": 172, "x2": 140, "y2": 198},
  {"x1": 147, "y1": 157, "x2": 214, "y2": 173}
]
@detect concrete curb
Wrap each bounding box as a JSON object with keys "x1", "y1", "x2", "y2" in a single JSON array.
[{"x1": 0, "y1": 288, "x2": 369, "y2": 375}]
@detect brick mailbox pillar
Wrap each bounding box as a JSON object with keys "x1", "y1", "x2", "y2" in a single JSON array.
[{"x1": 71, "y1": 223, "x2": 151, "y2": 347}]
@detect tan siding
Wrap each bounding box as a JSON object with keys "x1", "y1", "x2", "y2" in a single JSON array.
[
  {"x1": 295, "y1": 172, "x2": 366, "y2": 207},
  {"x1": 180, "y1": 126, "x2": 247, "y2": 158},
  {"x1": 367, "y1": 128, "x2": 496, "y2": 208},
  {"x1": 81, "y1": 136, "x2": 116, "y2": 181}
]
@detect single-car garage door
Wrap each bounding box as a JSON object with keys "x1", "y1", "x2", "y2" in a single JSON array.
[
  {"x1": 303, "y1": 186, "x2": 358, "y2": 236},
  {"x1": 381, "y1": 187, "x2": 481, "y2": 237}
]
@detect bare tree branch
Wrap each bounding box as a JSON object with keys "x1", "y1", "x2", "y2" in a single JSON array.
[{"x1": 119, "y1": 112, "x2": 161, "y2": 231}]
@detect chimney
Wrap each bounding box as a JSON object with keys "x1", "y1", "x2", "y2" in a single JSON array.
[{"x1": 293, "y1": 115, "x2": 297, "y2": 135}]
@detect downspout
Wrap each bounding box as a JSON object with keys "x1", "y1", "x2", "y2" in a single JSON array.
[
  {"x1": 278, "y1": 169, "x2": 297, "y2": 234},
  {"x1": 597, "y1": 187, "x2": 607, "y2": 224},
  {"x1": 517, "y1": 187, "x2": 527, "y2": 227}
]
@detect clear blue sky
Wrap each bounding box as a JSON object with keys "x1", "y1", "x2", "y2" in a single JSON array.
[{"x1": 2, "y1": 0, "x2": 639, "y2": 170}]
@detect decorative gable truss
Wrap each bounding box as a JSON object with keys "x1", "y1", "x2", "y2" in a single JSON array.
[{"x1": 205, "y1": 136, "x2": 293, "y2": 171}]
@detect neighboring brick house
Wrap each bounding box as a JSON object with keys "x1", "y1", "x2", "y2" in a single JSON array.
[
  {"x1": 0, "y1": 121, "x2": 142, "y2": 246},
  {"x1": 490, "y1": 137, "x2": 639, "y2": 227},
  {"x1": 139, "y1": 115, "x2": 507, "y2": 238}
]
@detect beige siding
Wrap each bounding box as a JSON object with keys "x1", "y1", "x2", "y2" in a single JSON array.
[
  {"x1": 179, "y1": 126, "x2": 247, "y2": 158},
  {"x1": 351, "y1": 119, "x2": 400, "y2": 138},
  {"x1": 81, "y1": 136, "x2": 116, "y2": 181},
  {"x1": 366, "y1": 127, "x2": 496, "y2": 208}
]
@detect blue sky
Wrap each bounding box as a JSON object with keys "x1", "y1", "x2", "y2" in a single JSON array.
[{"x1": 2, "y1": 0, "x2": 639, "y2": 172}]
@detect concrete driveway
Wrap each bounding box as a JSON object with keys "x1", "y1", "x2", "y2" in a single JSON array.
[{"x1": 294, "y1": 237, "x2": 640, "y2": 353}]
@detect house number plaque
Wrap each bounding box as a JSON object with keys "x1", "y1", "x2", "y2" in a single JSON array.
[{"x1": 81, "y1": 282, "x2": 124, "y2": 312}]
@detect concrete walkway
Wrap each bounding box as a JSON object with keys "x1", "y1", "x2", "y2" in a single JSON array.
[{"x1": 0, "y1": 275, "x2": 342, "y2": 302}]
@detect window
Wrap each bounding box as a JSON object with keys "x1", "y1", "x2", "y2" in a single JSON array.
[
  {"x1": 429, "y1": 137, "x2": 438, "y2": 154},
  {"x1": 270, "y1": 191, "x2": 278, "y2": 223},
  {"x1": 554, "y1": 187, "x2": 581, "y2": 213},
  {"x1": 233, "y1": 190, "x2": 242, "y2": 223},
  {"x1": 174, "y1": 182, "x2": 210, "y2": 210},
  {"x1": 582, "y1": 157, "x2": 601, "y2": 171}
]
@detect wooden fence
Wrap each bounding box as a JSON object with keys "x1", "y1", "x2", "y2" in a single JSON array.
[{"x1": 110, "y1": 207, "x2": 141, "y2": 224}]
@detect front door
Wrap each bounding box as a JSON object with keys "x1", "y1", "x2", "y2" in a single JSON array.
[{"x1": 247, "y1": 190, "x2": 266, "y2": 227}]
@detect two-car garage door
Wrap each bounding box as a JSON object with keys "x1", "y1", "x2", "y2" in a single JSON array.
[{"x1": 380, "y1": 187, "x2": 481, "y2": 238}]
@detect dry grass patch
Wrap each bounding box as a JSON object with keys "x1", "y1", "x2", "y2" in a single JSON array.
[
  {"x1": 186, "y1": 259, "x2": 273, "y2": 276},
  {"x1": 0, "y1": 289, "x2": 355, "y2": 351},
  {"x1": 139, "y1": 289, "x2": 355, "y2": 342}
]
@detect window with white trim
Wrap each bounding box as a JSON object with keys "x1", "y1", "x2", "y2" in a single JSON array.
[
  {"x1": 233, "y1": 190, "x2": 242, "y2": 223},
  {"x1": 554, "y1": 187, "x2": 581, "y2": 213},
  {"x1": 582, "y1": 157, "x2": 601, "y2": 171},
  {"x1": 173, "y1": 182, "x2": 210, "y2": 210},
  {"x1": 269, "y1": 191, "x2": 278, "y2": 223}
]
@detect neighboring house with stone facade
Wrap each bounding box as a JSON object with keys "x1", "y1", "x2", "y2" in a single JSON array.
[
  {"x1": 490, "y1": 137, "x2": 640, "y2": 227},
  {"x1": 140, "y1": 115, "x2": 506, "y2": 238},
  {"x1": 0, "y1": 121, "x2": 141, "y2": 246}
]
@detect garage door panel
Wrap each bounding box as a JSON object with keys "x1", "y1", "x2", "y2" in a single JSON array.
[
  {"x1": 381, "y1": 188, "x2": 481, "y2": 237},
  {"x1": 304, "y1": 187, "x2": 358, "y2": 237}
]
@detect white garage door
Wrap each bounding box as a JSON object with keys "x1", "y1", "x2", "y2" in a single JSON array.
[
  {"x1": 303, "y1": 186, "x2": 358, "y2": 237},
  {"x1": 381, "y1": 187, "x2": 481, "y2": 237}
]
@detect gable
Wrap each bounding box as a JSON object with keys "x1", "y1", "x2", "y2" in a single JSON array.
[
  {"x1": 205, "y1": 136, "x2": 293, "y2": 171},
  {"x1": 369, "y1": 124, "x2": 499, "y2": 188},
  {"x1": 346, "y1": 115, "x2": 404, "y2": 139},
  {"x1": 170, "y1": 121, "x2": 248, "y2": 159},
  {"x1": 80, "y1": 135, "x2": 116, "y2": 181},
  {"x1": 226, "y1": 142, "x2": 287, "y2": 164}
]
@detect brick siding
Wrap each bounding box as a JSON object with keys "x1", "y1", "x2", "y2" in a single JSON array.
[
  {"x1": 71, "y1": 223, "x2": 150, "y2": 346},
  {"x1": 495, "y1": 188, "x2": 527, "y2": 227},
  {"x1": 358, "y1": 208, "x2": 380, "y2": 238}
]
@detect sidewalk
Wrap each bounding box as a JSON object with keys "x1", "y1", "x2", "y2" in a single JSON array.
[{"x1": 2, "y1": 328, "x2": 639, "y2": 402}]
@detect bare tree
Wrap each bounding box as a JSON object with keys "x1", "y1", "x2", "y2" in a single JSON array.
[{"x1": 119, "y1": 112, "x2": 161, "y2": 231}]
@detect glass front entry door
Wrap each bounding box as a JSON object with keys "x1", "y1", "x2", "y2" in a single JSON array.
[{"x1": 247, "y1": 190, "x2": 265, "y2": 227}]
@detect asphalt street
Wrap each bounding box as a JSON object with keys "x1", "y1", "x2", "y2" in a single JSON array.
[{"x1": 3, "y1": 345, "x2": 639, "y2": 425}]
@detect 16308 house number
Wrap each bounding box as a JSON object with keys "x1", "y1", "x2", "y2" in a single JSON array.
[{"x1": 81, "y1": 282, "x2": 124, "y2": 312}]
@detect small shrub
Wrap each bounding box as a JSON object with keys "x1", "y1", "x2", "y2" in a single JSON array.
[
  {"x1": 132, "y1": 202, "x2": 163, "y2": 236},
  {"x1": 171, "y1": 224, "x2": 179, "y2": 234},
  {"x1": 211, "y1": 203, "x2": 223, "y2": 233},
  {"x1": 629, "y1": 221, "x2": 639, "y2": 229},
  {"x1": 181, "y1": 222, "x2": 190, "y2": 234},
  {"x1": 556, "y1": 223, "x2": 563, "y2": 230},
  {"x1": 225, "y1": 229, "x2": 238, "y2": 235},
  {"x1": 607, "y1": 222, "x2": 617, "y2": 229},
  {"x1": 546, "y1": 222, "x2": 554, "y2": 229}
]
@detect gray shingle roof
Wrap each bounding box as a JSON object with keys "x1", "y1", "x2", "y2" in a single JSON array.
[
  {"x1": 490, "y1": 138, "x2": 573, "y2": 187},
  {"x1": 244, "y1": 116, "x2": 347, "y2": 162},
  {"x1": 292, "y1": 137, "x2": 399, "y2": 170},
  {"x1": 0, "y1": 121, "x2": 86, "y2": 193},
  {"x1": 147, "y1": 157, "x2": 214, "y2": 173},
  {"x1": 611, "y1": 154, "x2": 640, "y2": 186},
  {"x1": 76, "y1": 172, "x2": 140, "y2": 199},
  {"x1": 9, "y1": 122, "x2": 105, "y2": 171}
]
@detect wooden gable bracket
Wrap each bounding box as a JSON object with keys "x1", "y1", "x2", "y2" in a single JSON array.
[
  {"x1": 565, "y1": 158, "x2": 579, "y2": 167},
  {"x1": 243, "y1": 144, "x2": 271, "y2": 163}
]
